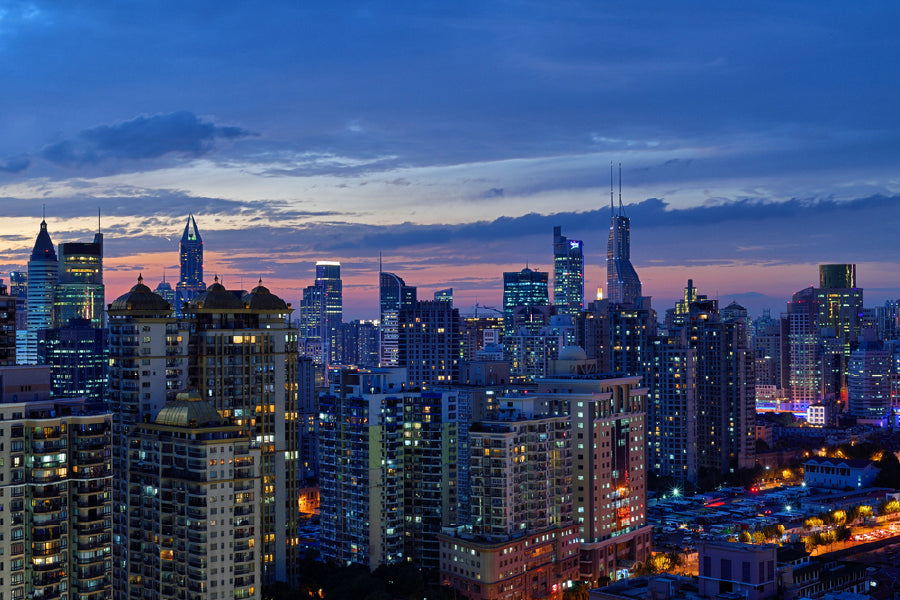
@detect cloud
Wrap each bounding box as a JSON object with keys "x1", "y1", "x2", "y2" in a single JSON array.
[
  {"x1": 0, "y1": 156, "x2": 30, "y2": 173},
  {"x1": 40, "y1": 111, "x2": 254, "y2": 167}
]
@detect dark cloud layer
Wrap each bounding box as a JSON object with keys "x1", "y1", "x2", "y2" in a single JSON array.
[
  {"x1": 39, "y1": 112, "x2": 253, "y2": 167},
  {"x1": 0, "y1": 157, "x2": 30, "y2": 173}
]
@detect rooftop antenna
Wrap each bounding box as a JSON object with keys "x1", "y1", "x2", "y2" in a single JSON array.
[
  {"x1": 609, "y1": 162, "x2": 614, "y2": 216},
  {"x1": 379, "y1": 251, "x2": 383, "y2": 276},
  {"x1": 42, "y1": 204, "x2": 46, "y2": 221},
  {"x1": 618, "y1": 162, "x2": 625, "y2": 216}
]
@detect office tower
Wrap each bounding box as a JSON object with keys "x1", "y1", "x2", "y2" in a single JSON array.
[
  {"x1": 8, "y1": 271, "x2": 26, "y2": 298},
  {"x1": 24, "y1": 219, "x2": 58, "y2": 364},
  {"x1": 606, "y1": 167, "x2": 642, "y2": 306},
  {"x1": 439, "y1": 408, "x2": 578, "y2": 599},
  {"x1": 337, "y1": 319, "x2": 379, "y2": 368},
  {"x1": 552, "y1": 225, "x2": 584, "y2": 318},
  {"x1": 154, "y1": 276, "x2": 175, "y2": 308},
  {"x1": 434, "y1": 288, "x2": 453, "y2": 304},
  {"x1": 379, "y1": 271, "x2": 416, "y2": 367},
  {"x1": 502, "y1": 267, "x2": 548, "y2": 337},
  {"x1": 54, "y1": 233, "x2": 104, "y2": 328},
  {"x1": 0, "y1": 367, "x2": 112, "y2": 600},
  {"x1": 848, "y1": 340, "x2": 891, "y2": 421},
  {"x1": 0, "y1": 282, "x2": 15, "y2": 365},
  {"x1": 299, "y1": 283, "x2": 323, "y2": 363},
  {"x1": 316, "y1": 261, "x2": 343, "y2": 365},
  {"x1": 781, "y1": 287, "x2": 821, "y2": 410},
  {"x1": 816, "y1": 264, "x2": 863, "y2": 396},
  {"x1": 125, "y1": 392, "x2": 262, "y2": 600},
  {"x1": 319, "y1": 369, "x2": 462, "y2": 570},
  {"x1": 459, "y1": 315, "x2": 504, "y2": 362},
  {"x1": 175, "y1": 214, "x2": 206, "y2": 311},
  {"x1": 38, "y1": 318, "x2": 106, "y2": 402},
  {"x1": 398, "y1": 300, "x2": 460, "y2": 388}
]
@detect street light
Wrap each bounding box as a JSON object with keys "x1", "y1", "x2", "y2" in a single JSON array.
[{"x1": 673, "y1": 488, "x2": 680, "y2": 497}]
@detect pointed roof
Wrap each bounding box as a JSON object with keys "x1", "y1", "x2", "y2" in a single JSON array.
[
  {"x1": 181, "y1": 214, "x2": 202, "y2": 244},
  {"x1": 30, "y1": 220, "x2": 57, "y2": 261},
  {"x1": 108, "y1": 274, "x2": 172, "y2": 313}
]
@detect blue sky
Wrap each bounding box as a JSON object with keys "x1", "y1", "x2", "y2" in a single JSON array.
[{"x1": 0, "y1": 1, "x2": 898, "y2": 318}]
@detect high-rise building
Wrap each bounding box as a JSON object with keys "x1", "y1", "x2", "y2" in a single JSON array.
[
  {"x1": 502, "y1": 267, "x2": 549, "y2": 337},
  {"x1": 299, "y1": 283, "x2": 323, "y2": 363},
  {"x1": 109, "y1": 276, "x2": 301, "y2": 592},
  {"x1": 125, "y1": 393, "x2": 262, "y2": 600},
  {"x1": 54, "y1": 233, "x2": 104, "y2": 328},
  {"x1": 606, "y1": 167, "x2": 642, "y2": 306},
  {"x1": 8, "y1": 271, "x2": 26, "y2": 298},
  {"x1": 24, "y1": 219, "x2": 58, "y2": 364},
  {"x1": 0, "y1": 367, "x2": 112, "y2": 600},
  {"x1": 552, "y1": 226, "x2": 584, "y2": 318},
  {"x1": 316, "y1": 261, "x2": 342, "y2": 365},
  {"x1": 816, "y1": 264, "x2": 863, "y2": 396},
  {"x1": 535, "y1": 373, "x2": 652, "y2": 583},
  {"x1": 337, "y1": 319, "x2": 379, "y2": 368},
  {"x1": 848, "y1": 340, "x2": 891, "y2": 421},
  {"x1": 37, "y1": 318, "x2": 106, "y2": 402},
  {"x1": 153, "y1": 276, "x2": 175, "y2": 308},
  {"x1": 379, "y1": 271, "x2": 416, "y2": 367},
  {"x1": 434, "y1": 288, "x2": 453, "y2": 304},
  {"x1": 319, "y1": 369, "x2": 462, "y2": 570},
  {"x1": 0, "y1": 282, "x2": 16, "y2": 366},
  {"x1": 781, "y1": 287, "x2": 821, "y2": 409},
  {"x1": 398, "y1": 300, "x2": 460, "y2": 388},
  {"x1": 175, "y1": 214, "x2": 206, "y2": 311},
  {"x1": 439, "y1": 405, "x2": 578, "y2": 600}
]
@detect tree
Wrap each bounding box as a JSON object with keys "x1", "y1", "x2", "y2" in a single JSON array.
[
  {"x1": 563, "y1": 582, "x2": 591, "y2": 600},
  {"x1": 879, "y1": 499, "x2": 900, "y2": 516},
  {"x1": 739, "y1": 531, "x2": 752, "y2": 543},
  {"x1": 752, "y1": 531, "x2": 767, "y2": 545}
]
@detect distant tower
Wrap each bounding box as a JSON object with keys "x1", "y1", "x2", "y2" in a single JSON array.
[
  {"x1": 316, "y1": 261, "x2": 343, "y2": 365},
  {"x1": 502, "y1": 267, "x2": 549, "y2": 337},
  {"x1": 379, "y1": 271, "x2": 417, "y2": 367},
  {"x1": 24, "y1": 219, "x2": 58, "y2": 364},
  {"x1": 175, "y1": 214, "x2": 206, "y2": 311},
  {"x1": 552, "y1": 225, "x2": 584, "y2": 318},
  {"x1": 54, "y1": 232, "x2": 104, "y2": 328},
  {"x1": 154, "y1": 273, "x2": 176, "y2": 307},
  {"x1": 606, "y1": 164, "x2": 642, "y2": 305}
]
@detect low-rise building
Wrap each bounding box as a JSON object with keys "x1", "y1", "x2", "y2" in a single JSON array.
[{"x1": 803, "y1": 457, "x2": 880, "y2": 490}]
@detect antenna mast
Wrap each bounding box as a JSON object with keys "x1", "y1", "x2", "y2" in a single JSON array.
[
  {"x1": 618, "y1": 162, "x2": 624, "y2": 215},
  {"x1": 609, "y1": 162, "x2": 614, "y2": 216}
]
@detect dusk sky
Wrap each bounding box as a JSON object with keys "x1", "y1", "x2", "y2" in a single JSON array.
[{"x1": 1, "y1": 1, "x2": 898, "y2": 319}]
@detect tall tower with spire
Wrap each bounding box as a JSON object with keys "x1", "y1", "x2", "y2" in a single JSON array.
[
  {"x1": 176, "y1": 214, "x2": 206, "y2": 312},
  {"x1": 606, "y1": 164, "x2": 642, "y2": 306},
  {"x1": 23, "y1": 218, "x2": 58, "y2": 363}
]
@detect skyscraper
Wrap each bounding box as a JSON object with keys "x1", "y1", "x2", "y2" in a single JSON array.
[
  {"x1": 175, "y1": 214, "x2": 205, "y2": 311},
  {"x1": 24, "y1": 219, "x2": 58, "y2": 364},
  {"x1": 606, "y1": 166, "x2": 642, "y2": 306},
  {"x1": 552, "y1": 225, "x2": 584, "y2": 318},
  {"x1": 502, "y1": 267, "x2": 549, "y2": 337},
  {"x1": 54, "y1": 233, "x2": 104, "y2": 328},
  {"x1": 316, "y1": 261, "x2": 343, "y2": 365},
  {"x1": 379, "y1": 271, "x2": 417, "y2": 367}
]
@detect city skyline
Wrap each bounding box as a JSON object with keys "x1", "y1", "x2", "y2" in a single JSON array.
[{"x1": 0, "y1": 3, "x2": 898, "y2": 318}]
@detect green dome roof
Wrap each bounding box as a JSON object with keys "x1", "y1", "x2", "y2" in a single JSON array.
[
  {"x1": 155, "y1": 392, "x2": 225, "y2": 428},
  {"x1": 109, "y1": 275, "x2": 171, "y2": 313}
]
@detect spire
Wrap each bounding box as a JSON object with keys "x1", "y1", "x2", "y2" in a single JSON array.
[
  {"x1": 182, "y1": 214, "x2": 202, "y2": 244},
  {"x1": 31, "y1": 216, "x2": 57, "y2": 261},
  {"x1": 609, "y1": 161, "x2": 614, "y2": 216},
  {"x1": 618, "y1": 162, "x2": 625, "y2": 216}
]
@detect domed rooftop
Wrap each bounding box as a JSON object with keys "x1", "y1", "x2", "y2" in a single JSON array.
[
  {"x1": 189, "y1": 276, "x2": 243, "y2": 310},
  {"x1": 558, "y1": 346, "x2": 588, "y2": 361},
  {"x1": 155, "y1": 392, "x2": 225, "y2": 428},
  {"x1": 109, "y1": 275, "x2": 171, "y2": 313},
  {"x1": 243, "y1": 279, "x2": 289, "y2": 311}
]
